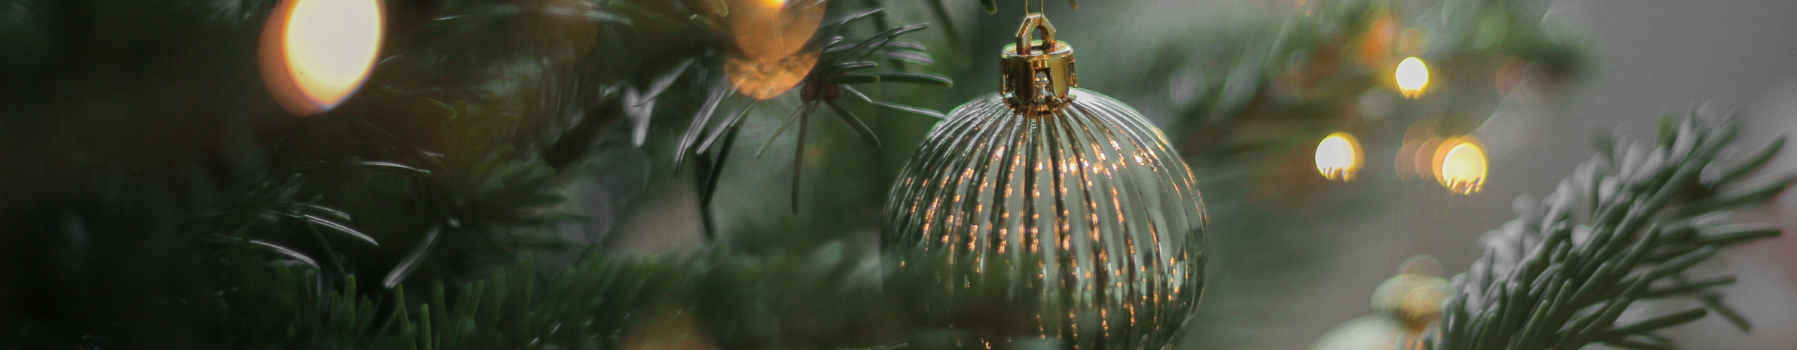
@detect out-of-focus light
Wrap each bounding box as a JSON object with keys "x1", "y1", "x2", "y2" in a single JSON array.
[
  {"x1": 730, "y1": 0, "x2": 823, "y2": 61},
  {"x1": 1397, "y1": 29, "x2": 1428, "y2": 56},
  {"x1": 1410, "y1": 137, "x2": 1442, "y2": 180},
  {"x1": 260, "y1": 0, "x2": 384, "y2": 116},
  {"x1": 1395, "y1": 123, "x2": 1433, "y2": 180},
  {"x1": 1433, "y1": 137, "x2": 1486, "y2": 194},
  {"x1": 1352, "y1": 14, "x2": 1397, "y2": 68},
  {"x1": 1395, "y1": 138, "x2": 1425, "y2": 179},
  {"x1": 1396, "y1": 57, "x2": 1429, "y2": 98},
  {"x1": 1316, "y1": 132, "x2": 1364, "y2": 181}
]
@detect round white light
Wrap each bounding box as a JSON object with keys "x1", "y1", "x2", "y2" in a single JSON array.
[
  {"x1": 1396, "y1": 57, "x2": 1429, "y2": 97},
  {"x1": 261, "y1": 0, "x2": 384, "y2": 115}
]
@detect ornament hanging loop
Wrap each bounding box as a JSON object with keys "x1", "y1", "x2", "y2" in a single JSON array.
[
  {"x1": 1013, "y1": 15, "x2": 1057, "y2": 54},
  {"x1": 1000, "y1": 13, "x2": 1078, "y2": 114}
]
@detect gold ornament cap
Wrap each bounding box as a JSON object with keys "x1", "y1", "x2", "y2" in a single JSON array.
[{"x1": 1001, "y1": 13, "x2": 1077, "y2": 113}]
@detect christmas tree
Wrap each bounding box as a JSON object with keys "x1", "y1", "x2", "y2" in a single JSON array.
[{"x1": 0, "y1": 0, "x2": 1788, "y2": 349}]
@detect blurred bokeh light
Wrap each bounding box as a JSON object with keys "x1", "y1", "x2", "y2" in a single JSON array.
[
  {"x1": 1433, "y1": 137, "x2": 1487, "y2": 194},
  {"x1": 1316, "y1": 132, "x2": 1364, "y2": 181},
  {"x1": 1396, "y1": 57, "x2": 1429, "y2": 97},
  {"x1": 260, "y1": 0, "x2": 383, "y2": 116}
]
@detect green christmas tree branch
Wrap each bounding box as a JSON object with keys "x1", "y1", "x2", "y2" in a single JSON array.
[
  {"x1": 216, "y1": 238, "x2": 911, "y2": 350},
  {"x1": 1130, "y1": 0, "x2": 1588, "y2": 173},
  {"x1": 1428, "y1": 111, "x2": 1793, "y2": 350}
]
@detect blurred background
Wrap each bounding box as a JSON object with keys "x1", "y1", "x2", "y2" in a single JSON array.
[
  {"x1": 4, "y1": 0, "x2": 1796, "y2": 348},
  {"x1": 593, "y1": 0, "x2": 1797, "y2": 349}
]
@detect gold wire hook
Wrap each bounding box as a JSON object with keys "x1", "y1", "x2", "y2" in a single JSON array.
[{"x1": 1023, "y1": 0, "x2": 1045, "y2": 15}]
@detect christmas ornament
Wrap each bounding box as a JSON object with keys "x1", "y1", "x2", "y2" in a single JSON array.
[
  {"x1": 1372, "y1": 256, "x2": 1450, "y2": 333},
  {"x1": 728, "y1": 0, "x2": 824, "y2": 62},
  {"x1": 884, "y1": 13, "x2": 1206, "y2": 350},
  {"x1": 259, "y1": 0, "x2": 384, "y2": 116},
  {"x1": 723, "y1": 0, "x2": 826, "y2": 100},
  {"x1": 727, "y1": 51, "x2": 819, "y2": 100},
  {"x1": 1308, "y1": 316, "x2": 1407, "y2": 350},
  {"x1": 1309, "y1": 257, "x2": 1448, "y2": 350},
  {"x1": 699, "y1": 11, "x2": 947, "y2": 212},
  {"x1": 623, "y1": 306, "x2": 721, "y2": 350}
]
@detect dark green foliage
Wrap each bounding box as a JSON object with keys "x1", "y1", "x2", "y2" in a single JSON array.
[
  {"x1": 216, "y1": 245, "x2": 650, "y2": 349},
  {"x1": 0, "y1": 0, "x2": 944, "y2": 346},
  {"x1": 1427, "y1": 112, "x2": 1792, "y2": 350},
  {"x1": 215, "y1": 237, "x2": 909, "y2": 350}
]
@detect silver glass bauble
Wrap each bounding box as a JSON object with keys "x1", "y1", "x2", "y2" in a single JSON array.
[{"x1": 883, "y1": 13, "x2": 1207, "y2": 350}]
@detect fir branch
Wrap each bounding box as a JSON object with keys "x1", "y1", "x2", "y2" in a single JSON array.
[
  {"x1": 543, "y1": 95, "x2": 626, "y2": 171},
  {"x1": 686, "y1": 7, "x2": 951, "y2": 215},
  {"x1": 220, "y1": 240, "x2": 901, "y2": 350},
  {"x1": 1144, "y1": 0, "x2": 1588, "y2": 175},
  {"x1": 1429, "y1": 111, "x2": 1792, "y2": 350}
]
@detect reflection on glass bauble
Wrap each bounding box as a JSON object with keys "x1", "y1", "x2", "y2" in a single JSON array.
[{"x1": 884, "y1": 88, "x2": 1207, "y2": 350}]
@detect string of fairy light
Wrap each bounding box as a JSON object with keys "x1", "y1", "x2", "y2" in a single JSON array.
[{"x1": 1314, "y1": 56, "x2": 1489, "y2": 194}]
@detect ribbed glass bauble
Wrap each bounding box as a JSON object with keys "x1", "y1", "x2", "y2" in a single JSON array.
[{"x1": 882, "y1": 14, "x2": 1207, "y2": 350}]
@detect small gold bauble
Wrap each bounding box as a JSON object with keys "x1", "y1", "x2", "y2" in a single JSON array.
[
  {"x1": 726, "y1": 51, "x2": 819, "y2": 100},
  {"x1": 727, "y1": 0, "x2": 824, "y2": 61}
]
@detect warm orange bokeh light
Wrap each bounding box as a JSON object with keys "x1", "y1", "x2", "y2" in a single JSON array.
[
  {"x1": 261, "y1": 0, "x2": 384, "y2": 116},
  {"x1": 1432, "y1": 137, "x2": 1487, "y2": 194}
]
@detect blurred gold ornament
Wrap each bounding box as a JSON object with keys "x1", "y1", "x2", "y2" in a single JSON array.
[
  {"x1": 722, "y1": 0, "x2": 823, "y2": 99},
  {"x1": 1433, "y1": 136, "x2": 1487, "y2": 194},
  {"x1": 1309, "y1": 316, "x2": 1405, "y2": 350},
  {"x1": 1395, "y1": 57, "x2": 1429, "y2": 98},
  {"x1": 622, "y1": 307, "x2": 720, "y2": 350},
  {"x1": 1372, "y1": 257, "x2": 1450, "y2": 332},
  {"x1": 727, "y1": 51, "x2": 819, "y2": 100},
  {"x1": 1316, "y1": 132, "x2": 1364, "y2": 181},
  {"x1": 728, "y1": 0, "x2": 824, "y2": 61},
  {"x1": 260, "y1": 0, "x2": 384, "y2": 116},
  {"x1": 1310, "y1": 257, "x2": 1447, "y2": 350}
]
